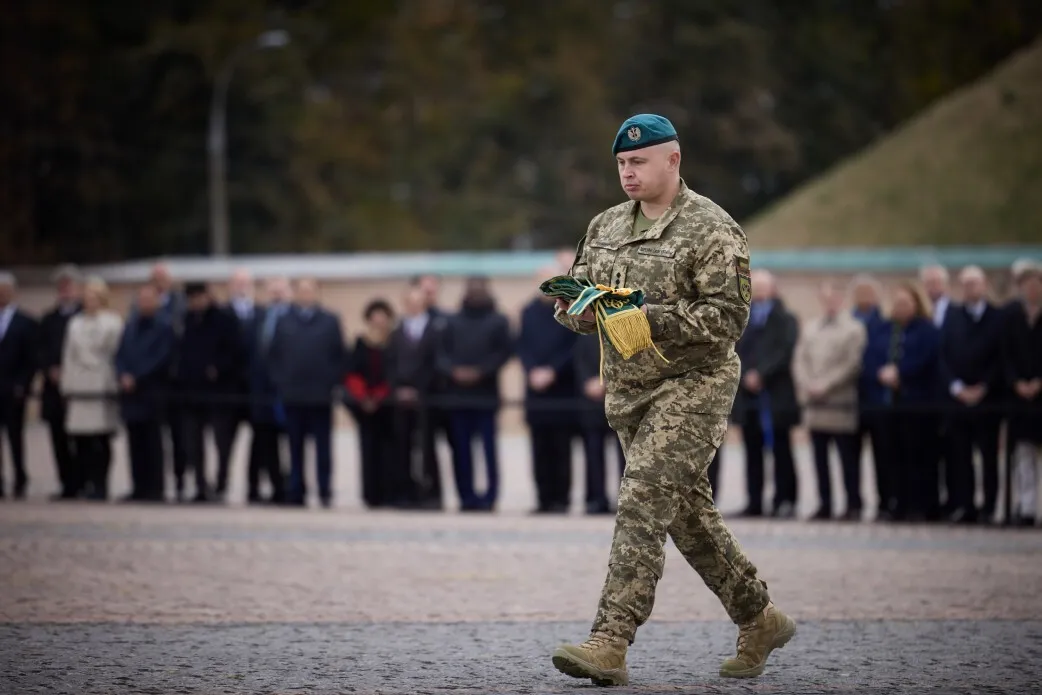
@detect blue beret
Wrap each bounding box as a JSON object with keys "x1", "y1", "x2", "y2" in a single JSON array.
[{"x1": 612, "y1": 114, "x2": 678, "y2": 155}]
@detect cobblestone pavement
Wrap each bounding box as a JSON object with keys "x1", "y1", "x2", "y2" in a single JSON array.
[{"x1": 2, "y1": 426, "x2": 1041, "y2": 693}]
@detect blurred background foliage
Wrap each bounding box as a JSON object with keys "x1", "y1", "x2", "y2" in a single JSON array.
[{"x1": 2, "y1": 0, "x2": 1041, "y2": 263}]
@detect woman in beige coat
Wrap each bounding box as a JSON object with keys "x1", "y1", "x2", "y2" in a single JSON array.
[
  {"x1": 60, "y1": 277, "x2": 124, "y2": 500},
  {"x1": 793, "y1": 281, "x2": 867, "y2": 521}
]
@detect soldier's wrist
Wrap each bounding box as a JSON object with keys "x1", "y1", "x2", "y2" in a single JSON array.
[{"x1": 644, "y1": 303, "x2": 672, "y2": 341}]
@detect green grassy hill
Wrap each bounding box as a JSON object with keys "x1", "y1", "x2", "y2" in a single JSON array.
[{"x1": 744, "y1": 38, "x2": 1042, "y2": 249}]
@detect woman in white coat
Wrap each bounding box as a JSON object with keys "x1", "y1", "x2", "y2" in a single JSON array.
[{"x1": 60, "y1": 277, "x2": 124, "y2": 500}]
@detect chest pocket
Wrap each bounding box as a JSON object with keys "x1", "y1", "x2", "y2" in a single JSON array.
[{"x1": 630, "y1": 244, "x2": 681, "y2": 304}]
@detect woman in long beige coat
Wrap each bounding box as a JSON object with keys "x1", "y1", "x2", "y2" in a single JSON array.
[
  {"x1": 60, "y1": 278, "x2": 124, "y2": 500},
  {"x1": 793, "y1": 282, "x2": 867, "y2": 521}
]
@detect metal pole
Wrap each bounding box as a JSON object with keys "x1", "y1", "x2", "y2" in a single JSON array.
[
  {"x1": 207, "y1": 31, "x2": 289, "y2": 257},
  {"x1": 208, "y1": 65, "x2": 233, "y2": 257}
]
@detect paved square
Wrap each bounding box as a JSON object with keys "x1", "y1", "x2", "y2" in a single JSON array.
[{"x1": 1, "y1": 424, "x2": 1041, "y2": 693}]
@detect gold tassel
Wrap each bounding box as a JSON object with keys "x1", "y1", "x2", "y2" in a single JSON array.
[{"x1": 599, "y1": 308, "x2": 669, "y2": 363}]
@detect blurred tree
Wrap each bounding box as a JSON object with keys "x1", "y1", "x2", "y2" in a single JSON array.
[{"x1": 1, "y1": 0, "x2": 1040, "y2": 263}]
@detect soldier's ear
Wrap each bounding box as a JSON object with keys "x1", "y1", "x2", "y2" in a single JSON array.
[{"x1": 668, "y1": 150, "x2": 681, "y2": 170}]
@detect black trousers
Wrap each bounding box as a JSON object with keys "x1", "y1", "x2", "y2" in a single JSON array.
[
  {"x1": 863, "y1": 411, "x2": 895, "y2": 515},
  {"x1": 741, "y1": 409, "x2": 796, "y2": 513},
  {"x1": 947, "y1": 410, "x2": 1001, "y2": 519},
  {"x1": 71, "y1": 433, "x2": 113, "y2": 499},
  {"x1": 393, "y1": 405, "x2": 441, "y2": 506},
  {"x1": 178, "y1": 404, "x2": 239, "y2": 496},
  {"x1": 357, "y1": 407, "x2": 402, "y2": 507},
  {"x1": 127, "y1": 420, "x2": 164, "y2": 500},
  {"x1": 0, "y1": 399, "x2": 27, "y2": 495},
  {"x1": 210, "y1": 405, "x2": 244, "y2": 495},
  {"x1": 530, "y1": 423, "x2": 573, "y2": 510},
  {"x1": 875, "y1": 410, "x2": 938, "y2": 519},
  {"x1": 583, "y1": 427, "x2": 624, "y2": 509},
  {"x1": 810, "y1": 430, "x2": 861, "y2": 514},
  {"x1": 247, "y1": 422, "x2": 285, "y2": 501},
  {"x1": 47, "y1": 414, "x2": 78, "y2": 496}
]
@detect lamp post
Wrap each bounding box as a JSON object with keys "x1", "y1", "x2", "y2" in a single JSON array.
[{"x1": 208, "y1": 29, "x2": 290, "y2": 257}]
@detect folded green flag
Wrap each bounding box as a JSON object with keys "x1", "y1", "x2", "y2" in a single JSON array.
[{"x1": 540, "y1": 275, "x2": 668, "y2": 369}]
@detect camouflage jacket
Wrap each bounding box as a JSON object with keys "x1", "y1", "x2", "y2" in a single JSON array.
[{"x1": 555, "y1": 180, "x2": 751, "y2": 415}]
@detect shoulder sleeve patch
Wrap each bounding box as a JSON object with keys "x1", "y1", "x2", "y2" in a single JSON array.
[{"x1": 735, "y1": 256, "x2": 751, "y2": 304}]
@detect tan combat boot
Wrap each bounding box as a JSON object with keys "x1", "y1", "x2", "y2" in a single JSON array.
[
  {"x1": 551, "y1": 632, "x2": 629, "y2": 686},
  {"x1": 719, "y1": 601, "x2": 796, "y2": 678}
]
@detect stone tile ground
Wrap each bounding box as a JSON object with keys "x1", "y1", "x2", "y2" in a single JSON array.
[{"x1": 1, "y1": 424, "x2": 1040, "y2": 693}]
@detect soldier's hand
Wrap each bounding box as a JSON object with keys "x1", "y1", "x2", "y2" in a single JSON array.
[{"x1": 556, "y1": 298, "x2": 594, "y2": 323}]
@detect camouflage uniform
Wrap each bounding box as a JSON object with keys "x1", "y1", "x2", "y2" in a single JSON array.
[{"x1": 554, "y1": 179, "x2": 771, "y2": 641}]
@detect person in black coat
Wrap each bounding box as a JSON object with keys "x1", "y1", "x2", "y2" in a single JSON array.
[
  {"x1": 386, "y1": 287, "x2": 446, "y2": 510},
  {"x1": 215, "y1": 269, "x2": 261, "y2": 499},
  {"x1": 0, "y1": 272, "x2": 39, "y2": 500},
  {"x1": 37, "y1": 266, "x2": 82, "y2": 499},
  {"x1": 850, "y1": 274, "x2": 887, "y2": 483},
  {"x1": 267, "y1": 278, "x2": 347, "y2": 508},
  {"x1": 938, "y1": 266, "x2": 1005, "y2": 524},
  {"x1": 114, "y1": 284, "x2": 176, "y2": 502},
  {"x1": 573, "y1": 333, "x2": 625, "y2": 514},
  {"x1": 864, "y1": 282, "x2": 941, "y2": 522},
  {"x1": 517, "y1": 288, "x2": 578, "y2": 514},
  {"x1": 436, "y1": 276, "x2": 512, "y2": 512},
  {"x1": 1002, "y1": 262, "x2": 1042, "y2": 526},
  {"x1": 172, "y1": 283, "x2": 242, "y2": 503},
  {"x1": 345, "y1": 299, "x2": 403, "y2": 509},
  {"x1": 245, "y1": 277, "x2": 293, "y2": 504},
  {"x1": 731, "y1": 270, "x2": 800, "y2": 519}
]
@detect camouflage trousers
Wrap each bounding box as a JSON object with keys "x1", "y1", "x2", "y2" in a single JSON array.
[{"x1": 591, "y1": 379, "x2": 771, "y2": 643}]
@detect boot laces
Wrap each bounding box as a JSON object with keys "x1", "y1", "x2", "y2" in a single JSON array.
[
  {"x1": 735, "y1": 618, "x2": 758, "y2": 655},
  {"x1": 583, "y1": 633, "x2": 616, "y2": 650}
]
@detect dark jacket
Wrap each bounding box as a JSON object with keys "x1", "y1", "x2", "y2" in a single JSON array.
[
  {"x1": 114, "y1": 314, "x2": 176, "y2": 423},
  {"x1": 0, "y1": 308, "x2": 38, "y2": 409},
  {"x1": 516, "y1": 297, "x2": 577, "y2": 425},
  {"x1": 436, "y1": 299, "x2": 512, "y2": 405},
  {"x1": 854, "y1": 306, "x2": 886, "y2": 406},
  {"x1": 248, "y1": 304, "x2": 286, "y2": 425},
  {"x1": 1002, "y1": 300, "x2": 1042, "y2": 444},
  {"x1": 938, "y1": 302, "x2": 1005, "y2": 407},
  {"x1": 267, "y1": 305, "x2": 347, "y2": 408},
  {"x1": 221, "y1": 302, "x2": 261, "y2": 393},
  {"x1": 731, "y1": 298, "x2": 800, "y2": 428},
  {"x1": 386, "y1": 314, "x2": 443, "y2": 395},
  {"x1": 573, "y1": 333, "x2": 611, "y2": 430},
  {"x1": 344, "y1": 336, "x2": 391, "y2": 416},
  {"x1": 173, "y1": 305, "x2": 242, "y2": 402},
  {"x1": 862, "y1": 317, "x2": 940, "y2": 408},
  {"x1": 38, "y1": 303, "x2": 80, "y2": 422}
]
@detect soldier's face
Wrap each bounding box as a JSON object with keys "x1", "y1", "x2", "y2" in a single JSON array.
[{"x1": 616, "y1": 144, "x2": 678, "y2": 200}]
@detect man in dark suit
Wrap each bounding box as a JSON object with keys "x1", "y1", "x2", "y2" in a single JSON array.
[
  {"x1": 517, "y1": 280, "x2": 578, "y2": 514},
  {"x1": 436, "y1": 276, "x2": 513, "y2": 512},
  {"x1": 216, "y1": 268, "x2": 261, "y2": 500},
  {"x1": 731, "y1": 270, "x2": 800, "y2": 518},
  {"x1": 115, "y1": 284, "x2": 176, "y2": 502},
  {"x1": 267, "y1": 278, "x2": 347, "y2": 508},
  {"x1": 0, "y1": 272, "x2": 39, "y2": 500},
  {"x1": 386, "y1": 286, "x2": 445, "y2": 509},
  {"x1": 172, "y1": 282, "x2": 242, "y2": 503},
  {"x1": 939, "y1": 265, "x2": 1005, "y2": 524},
  {"x1": 246, "y1": 276, "x2": 292, "y2": 504},
  {"x1": 38, "y1": 265, "x2": 82, "y2": 499}
]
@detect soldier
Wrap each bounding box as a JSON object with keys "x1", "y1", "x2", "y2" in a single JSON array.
[{"x1": 549, "y1": 114, "x2": 794, "y2": 686}]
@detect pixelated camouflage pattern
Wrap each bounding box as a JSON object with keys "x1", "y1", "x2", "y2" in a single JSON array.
[
  {"x1": 555, "y1": 179, "x2": 752, "y2": 418},
  {"x1": 554, "y1": 181, "x2": 769, "y2": 644}
]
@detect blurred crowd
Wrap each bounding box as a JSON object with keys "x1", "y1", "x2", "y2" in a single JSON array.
[{"x1": 0, "y1": 256, "x2": 1039, "y2": 526}]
